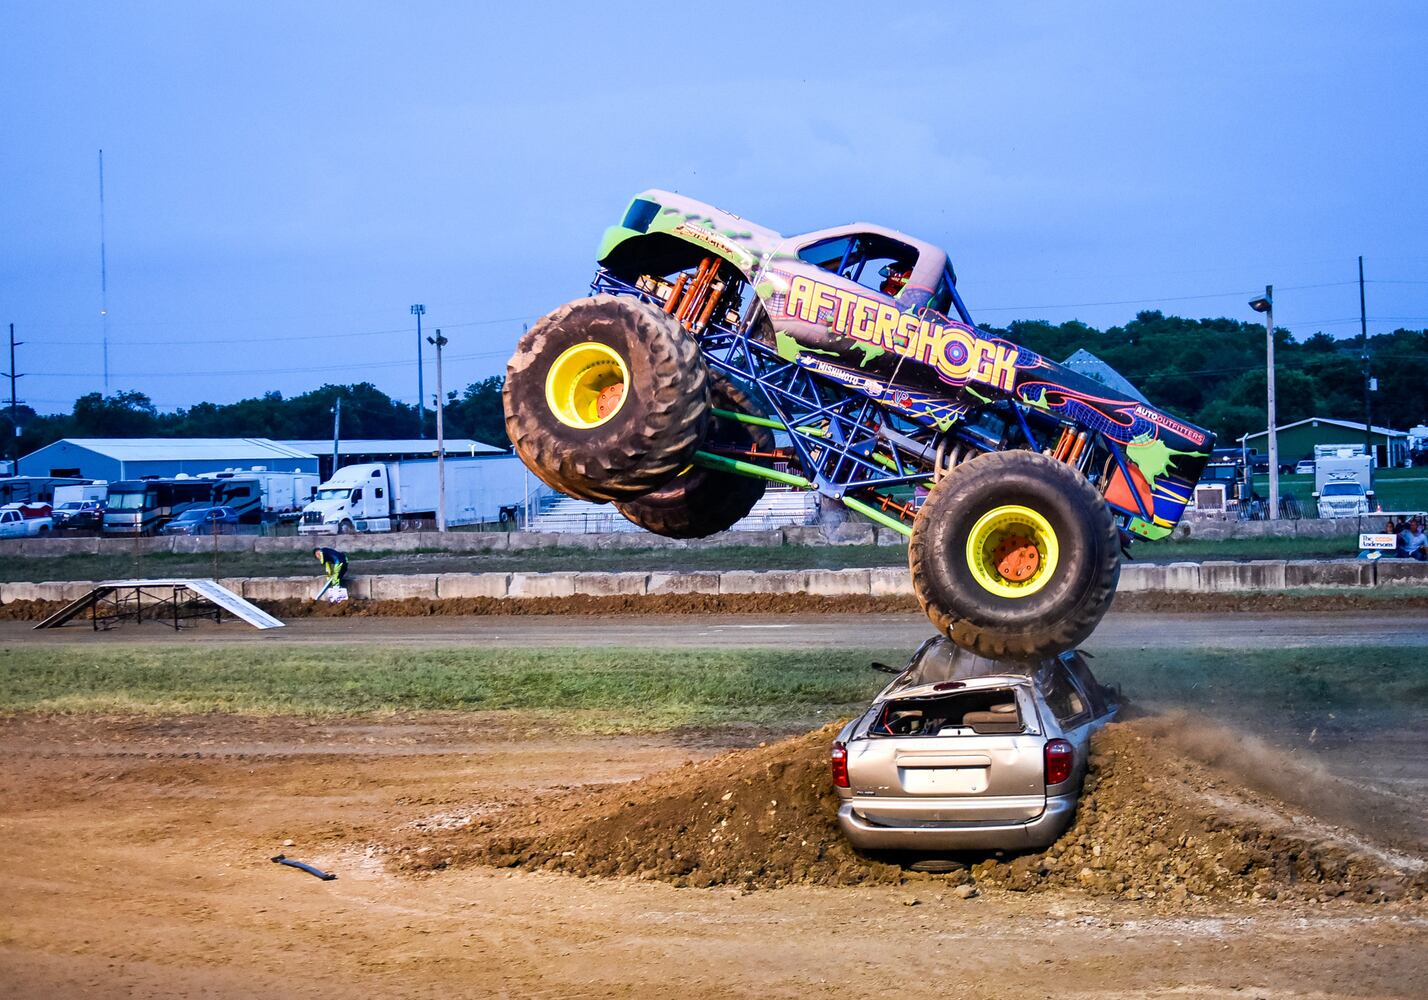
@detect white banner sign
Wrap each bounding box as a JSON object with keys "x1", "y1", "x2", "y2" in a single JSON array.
[{"x1": 1359, "y1": 533, "x2": 1396, "y2": 550}]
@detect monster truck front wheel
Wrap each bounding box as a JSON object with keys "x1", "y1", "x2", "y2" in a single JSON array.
[
  {"x1": 908, "y1": 450, "x2": 1120, "y2": 659},
  {"x1": 614, "y1": 374, "x2": 772, "y2": 538},
  {"x1": 503, "y1": 295, "x2": 710, "y2": 503}
]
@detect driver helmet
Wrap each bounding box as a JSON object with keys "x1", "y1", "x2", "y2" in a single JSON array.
[{"x1": 879, "y1": 261, "x2": 912, "y2": 297}]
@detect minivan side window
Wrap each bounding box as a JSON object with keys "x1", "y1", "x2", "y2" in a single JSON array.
[{"x1": 1037, "y1": 665, "x2": 1090, "y2": 726}]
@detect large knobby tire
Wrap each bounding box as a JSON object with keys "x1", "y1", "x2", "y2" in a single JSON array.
[
  {"x1": 909, "y1": 450, "x2": 1120, "y2": 658},
  {"x1": 614, "y1": 375, "x2": 772, "y2": 538},
  {"x1": 503, "y1": 295, "x2": 710, "y2": 503}
]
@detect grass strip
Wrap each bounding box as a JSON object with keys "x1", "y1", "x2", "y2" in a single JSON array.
[
  {"x1": 0, "y1": 645, "x2": 901, "y2": 730},
  {"x1": 1, "y1": 643, "x2": 1422, "y2": 735}
]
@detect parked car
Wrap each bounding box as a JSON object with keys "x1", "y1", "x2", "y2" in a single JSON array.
[
  {"x1": 1294, "y1": 460, "x2": 1315, "y2": 475},
  {"x1": 0, "y1": 503, "x2": 54, "y2": 539},
  {"x1": 52, "y1": 499, "x2": 105, "y2": 530},
  {"x1": 157, "y1": 505, "x2": 240, "y2": 536},
  {"x1": 832, "y1": 636, "x2": 1119, "y2": 852}
]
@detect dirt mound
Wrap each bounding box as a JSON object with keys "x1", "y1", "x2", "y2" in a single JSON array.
[
  {"x1": 396, "y1": 723, "x2": 903, "y2": 889},
  {"x1": 970, "y1": 724, "x2": 1426, "y2": 905},
  {"x1": 396, "y1": 719, "x2": 1427, "y2": 905}
]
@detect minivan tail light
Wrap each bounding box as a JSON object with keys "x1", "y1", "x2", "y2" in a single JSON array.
[
  {"x1": 830, "y1": 741, "x2": 850, "y2": 788},
  {"x1": 1044, "y1": 739, "x2": 1073, "y2": 785}
]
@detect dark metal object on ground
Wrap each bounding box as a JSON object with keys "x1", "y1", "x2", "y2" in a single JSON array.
[{"x1": 270, "y1": 854, "x2": 337, "y2": 881}]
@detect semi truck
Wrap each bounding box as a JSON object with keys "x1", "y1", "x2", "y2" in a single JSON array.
[{"x1": 297, "y1": 456, "x2": 526, "y2": 535}]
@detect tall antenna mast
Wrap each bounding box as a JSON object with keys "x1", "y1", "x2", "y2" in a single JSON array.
[{"x1": 99, "y1": 149, "x2": 110, "y2": 392}]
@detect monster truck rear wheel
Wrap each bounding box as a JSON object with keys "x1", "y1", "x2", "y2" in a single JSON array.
[
  {"x1": 503, "y1": 295, "x2": 710, "y2": 503},
  {"x1": 908, "y1": 450, "x2": 1120, "y2": 659},
  {"x1": 614, "y1": 374, "x2": 772, "y2": 538}
]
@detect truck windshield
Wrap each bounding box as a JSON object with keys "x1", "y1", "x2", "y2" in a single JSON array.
[
  {"x1": 1322, "y1": 482, "x2": 1363, "y2": 496},
  {"x1": 316, "y1": 488, "x2": 351, "y2": 501},
  {"x1": 108, "y1": 491, "x2": 150, "y2": 510}
]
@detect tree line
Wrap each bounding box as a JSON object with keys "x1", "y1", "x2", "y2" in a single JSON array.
[
  {"x1": 3, "y1": 377, "x2": 509, "y2": 459},
  {"x1": 986, "y1": 312, "x2": 1426, "y2": 443},
  {"x1": 4, "y1": 315, "x2": 1425, "y2": 459}
]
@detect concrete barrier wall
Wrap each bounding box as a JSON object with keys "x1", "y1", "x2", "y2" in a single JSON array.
[
  {"x1": 4, "y1": 510, "x2": 1392, "y2": 560},
  {"x1": 6, "y1": 559, "x2": 1426, "y2": 605}
]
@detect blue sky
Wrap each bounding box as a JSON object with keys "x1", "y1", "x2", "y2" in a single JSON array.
[{"x1": 2, "y1": 2, "x2": 1425, "y2": 413}]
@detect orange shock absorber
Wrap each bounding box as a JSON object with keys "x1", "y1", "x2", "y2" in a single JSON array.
[
  {"x1": 694, "y1": 279, "x2": 724, "y2": 331},
  {"x1": 1052, "y1": 427, "x2": 1072, "y2": 461},
  {"x1": 679, "y1": 258, "x2": 715, "y2": 327},
  {"x1": 663, "y1": 272, "x2": 689, "y2": 315},
  {"x1": 1067, "y1": 431, "x2": 1089, "y2": 466}
]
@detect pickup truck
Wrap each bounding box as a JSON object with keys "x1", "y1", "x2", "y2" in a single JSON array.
[{"x1": 0, "y1": 503, "x2": 55, "y2": 539}]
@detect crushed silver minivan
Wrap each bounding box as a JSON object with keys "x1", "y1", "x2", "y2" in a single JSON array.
[{"x1": 832, "y1": 637, "x2": 1119, "y2": 852}]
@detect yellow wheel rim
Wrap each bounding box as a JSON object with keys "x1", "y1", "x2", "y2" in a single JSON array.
[
  {"x1": 544, "y1": 342, "x2": 630, "y2": 429},
  {"x1": 965, "y1": 504, "x2": 1059, "y2": 599}
]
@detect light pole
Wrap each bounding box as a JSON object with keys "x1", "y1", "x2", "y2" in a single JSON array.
[
  {"x1": 1359, "y1": 255, "x2": 1375, "y2": 494},
  {"x1": 411, "y1": 304, "x2": 426, "y2": 438},
  {"x1": 426, "y1": 329, "x2": 448, "y2": 532},
  {"x1": 1249, "y1": 286, "x2": 1278, "y2": 519}
]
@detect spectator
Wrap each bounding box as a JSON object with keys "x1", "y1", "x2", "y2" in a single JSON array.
[{"x1": 1397, "y1": 517, "x2": 1428, "y2": 561}]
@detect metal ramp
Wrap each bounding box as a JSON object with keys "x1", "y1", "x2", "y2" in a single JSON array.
[{"x1": 34, "y1": 579, "x2": 286, "y2": 632}]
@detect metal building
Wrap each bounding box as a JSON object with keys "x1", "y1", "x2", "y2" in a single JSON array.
[
  {"x1": 278, "y1": 438, "x2": 507, "y2": 480},
  {"x1": 19, "y1": 438, "x2": 319, "y2": 481},
  {"x1": 1242, "y1": 418, "x2": 1409, "y2": 469}
]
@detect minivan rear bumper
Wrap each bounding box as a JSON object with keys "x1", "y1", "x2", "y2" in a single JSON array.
[{"x1": 837, "y1": 793, "x2": 1077, "y2": 851}]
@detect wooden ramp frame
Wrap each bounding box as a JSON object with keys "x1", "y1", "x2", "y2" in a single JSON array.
[{"x1": 34, "y1": 579, "x2": 286, "y2": 631}]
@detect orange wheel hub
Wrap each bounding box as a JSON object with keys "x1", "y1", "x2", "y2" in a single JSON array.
[
  {"x1": 595, "y1": 383, "x2": 625, "y2": 420},
  {"x1": 991, "y1": 533, "x2": 1040, "y2": 582}
]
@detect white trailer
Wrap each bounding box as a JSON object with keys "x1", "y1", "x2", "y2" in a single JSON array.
[
  {"x1": 298, "y1": 455, "x2": 526, "y2": 535},
  {"x1": 1313, "y1": 447, "x2": 1374, "y2": 518},
  {"x1": 52, "y1": 482, "x2": 108, "y2": 506},
  {"x1": 200, "y1": 468, "x2": 321, "y2": 515}
]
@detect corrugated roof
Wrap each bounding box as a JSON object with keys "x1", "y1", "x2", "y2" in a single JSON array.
[
  {"x1": 1243, "y1": 417, "x2": 1405, "y2": 440},
  {"x1": 44, "y1": 438, "x2": 318, "y2": 461},
  {"x1": 280, "y1": 438, "x2": 506, "y2": 456}
]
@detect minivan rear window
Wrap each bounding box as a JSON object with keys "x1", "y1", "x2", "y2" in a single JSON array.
[{"x1": 870, "y1": 688, "x2": 1023, "y2": 737}]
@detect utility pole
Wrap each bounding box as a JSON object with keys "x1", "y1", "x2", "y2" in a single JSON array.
[
  {"x1": 1249, "y1": 286, "x2": 1278, "y2": 519},
  {"x1": 331, "y1": 396, "x2": 342, "y2": 480},
  {"x1": 98, "y1": 150, "x2": 111, "y2": 393},
  {"x1": 1359, "y1": 255, "x2": 1374, "y2": 491},
  {"x1": 3, "y1": 324, "x2": 23, "y2": 473},
  {"x1": 411, "y1": 304, "x2": 426, "y2": 438},
  {"x1": 427, "y1": 329, "x2": 448, "y2": 531}
]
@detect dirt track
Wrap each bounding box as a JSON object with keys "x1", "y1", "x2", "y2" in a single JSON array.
[
  {"x1": 12, "y1": 609, "x2": 1428, "y2": 650},
  {"x1": 2, "y1": 713, "x2": 1425, "y2": 998}
]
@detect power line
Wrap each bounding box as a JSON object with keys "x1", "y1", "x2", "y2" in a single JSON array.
[
  {"x1": 33, "y1": 313, "x2": 540, "y2": 347},
  {"x1": 26, "y1": 348, "x2": 511, "y2": 379}
]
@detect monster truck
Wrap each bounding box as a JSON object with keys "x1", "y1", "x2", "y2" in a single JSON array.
[{"x1": 503, "y1": 191, "x2": 1214, "y2": 657}]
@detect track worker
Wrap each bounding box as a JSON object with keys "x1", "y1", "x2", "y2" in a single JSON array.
[{"x1": 313, "y1": 546, "x2": 350, "y2": 595}]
